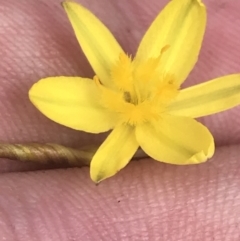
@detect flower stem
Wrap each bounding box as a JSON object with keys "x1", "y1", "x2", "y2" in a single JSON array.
[{"x1": 0, "y1": 143, "x2": 146, "y2": 167}]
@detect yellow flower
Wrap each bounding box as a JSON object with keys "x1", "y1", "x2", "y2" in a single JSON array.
[{"x1": 29, "y1": 0, "x2": 240, "y2": 182}]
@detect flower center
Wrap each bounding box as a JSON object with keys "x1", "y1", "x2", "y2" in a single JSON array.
[{"x1": 96, "y1": 52, "x2": 179, "y2": 126}]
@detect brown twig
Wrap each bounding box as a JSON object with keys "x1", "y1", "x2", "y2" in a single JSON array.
[{"x1": 0, "y1": 143, "x2": 147, "y2": 167}]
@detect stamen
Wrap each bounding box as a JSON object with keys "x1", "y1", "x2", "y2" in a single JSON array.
[{"x1": 111, "y1": 52, "x2": 134, "y2": 92}]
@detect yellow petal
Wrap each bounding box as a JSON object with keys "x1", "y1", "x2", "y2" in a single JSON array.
[
  {"x1": 62, "y1": 1, "x2": 123, "y2": 88},
  {"x1": 29, "y1": 77, "x2": 116, "y2": 133},
  {"x1": 135, "y1": 0, "x2": 206, "y2": 85},
  {"x1": 168, "y1": 74, "x2": 240, "y2": 118},
  {"x1": 90, "y1": 125, "x2": 138, "y2": 183},
  {"x1": 136, "y1": 115, "x2": 214, "y2": 165}
]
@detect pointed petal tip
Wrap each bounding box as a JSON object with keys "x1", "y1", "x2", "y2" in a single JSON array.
[
  {"x1": 62, "y1": 1, "x2": 77, "y2": 6},
  {"x1": 91, "y1": 177, "x2": 103, "y2": 184},
  {"x1": 90, "y1": 170, "x2": 110, "y2": 183},
  {"x1": 61, "y1": 0, "x2": 68, "y2": 8},
  {"x1": 62, "y1": 1, "x2": 85, "y2": 12},
  {"x1": 61, "y1": 1, "x2": 76, "y2": 11}
]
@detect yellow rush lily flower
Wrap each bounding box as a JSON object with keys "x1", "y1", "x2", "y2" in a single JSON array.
[{"x1": 29, "y1": 0, "x2": 240, "y2": 183}]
